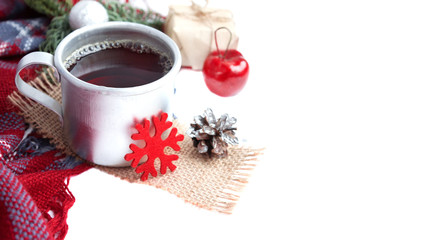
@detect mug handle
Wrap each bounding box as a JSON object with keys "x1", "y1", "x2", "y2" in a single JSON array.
[{"x1": 15, "y1": 52, "x2": 63, "y2": 122}]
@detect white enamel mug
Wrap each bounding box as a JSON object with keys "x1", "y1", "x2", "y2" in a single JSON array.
[{"x1": 15, "y1": 22, "x2": 181, "y2": 166}]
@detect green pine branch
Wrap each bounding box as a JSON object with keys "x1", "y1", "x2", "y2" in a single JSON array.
[
  {"x1": 37, "y1": 0, "x2": 166, "y2": 53},
  {"x1": 100, "y1": 0, "x2": 165, "y2": 30},
  {"x1": 39, "y1": 14, "x2": 72, "y2": 53},
  {"x1": 24, "y1": 0, "x2": 73, "y2": 17}
]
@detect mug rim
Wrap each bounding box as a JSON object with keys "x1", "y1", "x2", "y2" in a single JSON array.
[{"x1": 54, "y1": 21, "x2": 181, "y2": 96}]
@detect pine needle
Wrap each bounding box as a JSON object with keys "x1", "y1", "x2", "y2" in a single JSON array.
[{"x1": 37, "y1": 0, "x2": 165, "y2": 54}]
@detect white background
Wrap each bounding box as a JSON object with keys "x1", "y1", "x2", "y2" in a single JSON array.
[{"x1": 67, "y1": 0, "x2": 427, "y2": 239}]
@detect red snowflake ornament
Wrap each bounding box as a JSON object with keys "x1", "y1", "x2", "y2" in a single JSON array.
[{"x1": 124, "y1": 112, "x2": 184, "y2": 181}]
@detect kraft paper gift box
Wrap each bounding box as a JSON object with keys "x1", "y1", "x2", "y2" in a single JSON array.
[{"x1": 164, "y1": 4, "x2": 239, "y2": 70}]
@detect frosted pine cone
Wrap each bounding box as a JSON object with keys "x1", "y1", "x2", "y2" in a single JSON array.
[{"x1": 187, "y1": 108, "x2": 238, "y2": 157}]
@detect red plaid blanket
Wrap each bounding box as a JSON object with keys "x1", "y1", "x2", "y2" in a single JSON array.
[
  {"x1": 0, "y1": 2, "x2": 91, "y2": 240},
  {"x1": 0, "y1": 17, "x2": 49, "y2": 57}
]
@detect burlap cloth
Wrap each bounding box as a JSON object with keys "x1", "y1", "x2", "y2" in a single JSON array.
[{"x1": 8, "y1": 70, "x2": 262, "y2": 214}]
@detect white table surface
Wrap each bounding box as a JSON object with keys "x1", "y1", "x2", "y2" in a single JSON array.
[{"x1": 67, "y1": 1, "x2": 427, "y2": 239}]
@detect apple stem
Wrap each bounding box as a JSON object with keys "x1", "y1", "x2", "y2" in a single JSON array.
[{"x1": 214, "y1": 27, "x2": 232, "y2": 59}]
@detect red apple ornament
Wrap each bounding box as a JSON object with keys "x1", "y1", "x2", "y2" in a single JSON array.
[{"x1": 202, "y1": 27, "x2": 249, "y2": 97}]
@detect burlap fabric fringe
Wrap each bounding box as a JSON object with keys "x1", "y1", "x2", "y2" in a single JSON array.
[{"x1": 8, "y1": 69, "x2": 262, "y2": 214}]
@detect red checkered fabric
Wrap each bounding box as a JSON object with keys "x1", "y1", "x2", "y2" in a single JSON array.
[
  {"x1": 0, "y1": 2, "x2": 92, "y2": 240},
  {"x1": 0, "y1": 162, "x2": 52, "y2": 240},
  {"x1": 0, "y1": 17, "x2": 49, "y2": 57},
  {"x1": 0, "y1": 113, "x2": 91, "y2": 240},
  {"x1": 0, "y1": 0, "x2": 26, "y2": 21}
]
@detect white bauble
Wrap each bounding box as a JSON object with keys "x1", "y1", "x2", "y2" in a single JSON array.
[{"x1": 69, "y1": 1, "x2": 109, "y2": 30}]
